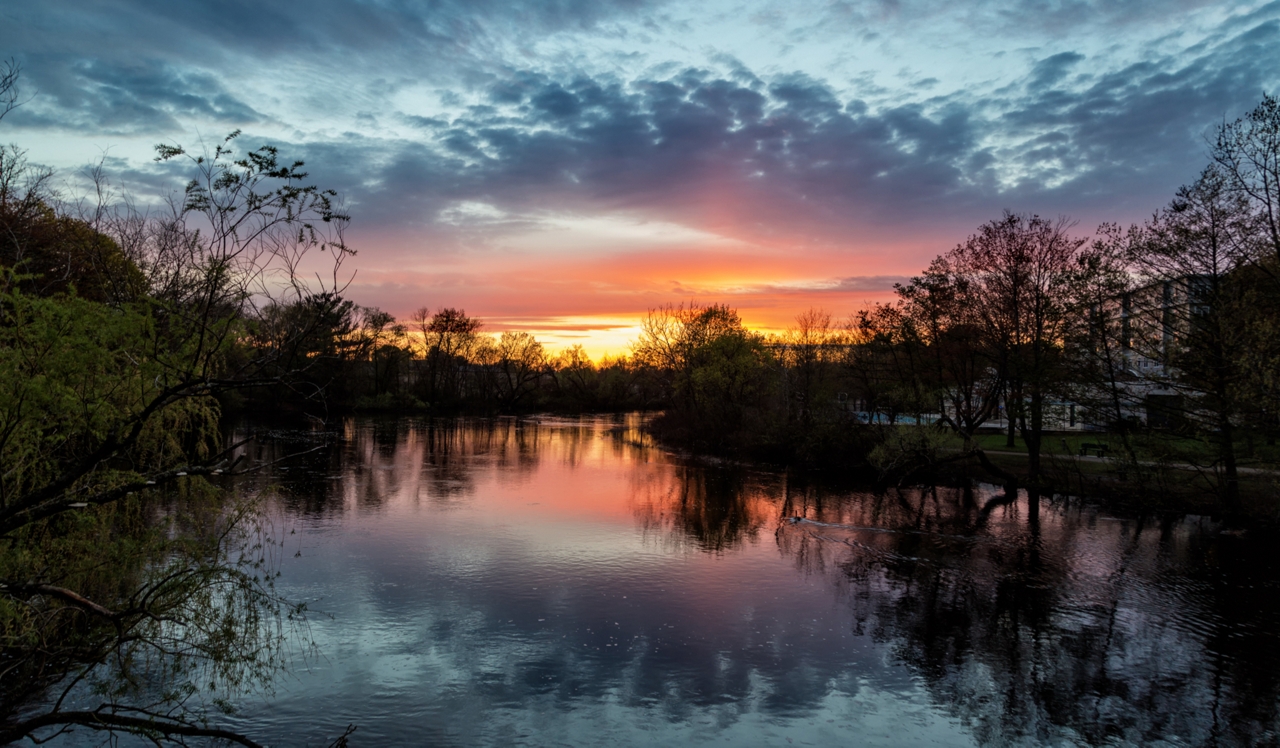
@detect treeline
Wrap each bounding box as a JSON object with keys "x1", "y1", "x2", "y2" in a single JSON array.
[
  {"x1": 242, "y1": 300, "x2": 655, "y2": 414},
  {"x1": 236, "y1": 296, "x2": 876, "y2": 464},
  {"x1": 87, "y1": 94, "x2": 1275, "y2": 512}
]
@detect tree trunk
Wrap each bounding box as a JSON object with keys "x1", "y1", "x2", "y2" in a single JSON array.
[
  {"x1": 1220, "y1": 414, "x2": 1240, "y2": 510},
  {"x1": 1005, "y1": 388, "x2": 1017, "y2": 448},
  {"x1": 1026, "y1": 388, "x2": 1043, "y2": 482}
]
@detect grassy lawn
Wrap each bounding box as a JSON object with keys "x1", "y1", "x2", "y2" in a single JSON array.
[
  {"x1": 922, "y1": 427, "x2": 1280, "y2": 470},
  {"x1": 878, "y1": 424, "x2": 1280, "y2": 515},
  {"x1": 931, "y1": 430, "x2": 1127, "y2": 456}
]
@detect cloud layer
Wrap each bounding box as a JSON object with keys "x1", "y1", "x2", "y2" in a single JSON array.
[{"x1": 4, "y1": 0, "x2": 1279, "y2": 352}]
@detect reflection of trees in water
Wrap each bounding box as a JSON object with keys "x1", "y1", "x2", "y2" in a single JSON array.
[
  {"x1": 347, "y1": 417, "x2": 554, "y2": 506},
  {"x1": 242, "y1": 415, "x2": 662, "y2": 517},
  {"x1": 546, "y1": 418, "x2": 593, "y2": 469},
  {"x1": 602, "y1": 412, "x2": 659, "y2": 462},
  {"x1": 229, "y1": 422, "x2": 343, "y2": 515},
  {"x1": 776, "y1": 487, "x2": 1280, "y2": 747},
  {"x1": 639, "y1": 466, "x2": 1280, "y2": 746},
  {"x1": 485, "y1": 418, "x2": 542, "y2": 478},
  {"x1": 236, "y1": 417, "x2": 503, "y2": 513},
  {"x1": 630, "y1": 464, "x2": 777, "y2": 553}
]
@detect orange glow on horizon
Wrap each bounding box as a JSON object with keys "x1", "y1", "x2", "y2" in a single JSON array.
[{"x1": 343, "y1": 215, "x2": 937, "y2": 362}]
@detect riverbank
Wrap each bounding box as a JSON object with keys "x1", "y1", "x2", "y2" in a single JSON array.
[
  {"x1": 642, "y1": 416, "x2": 1280, "y2": 522},
  {"x1": 933, "y1": 443, "x2": 1280, "y2": 521}
]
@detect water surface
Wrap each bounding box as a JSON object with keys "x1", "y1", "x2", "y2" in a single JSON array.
[{"x1": 226, "y1": 414, "x2": 1280, "y2": 747}]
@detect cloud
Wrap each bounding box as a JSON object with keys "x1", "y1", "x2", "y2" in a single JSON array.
[
  {"x1": 304, "y1": 68, "x2": 987, "y2": 248},
  {"x1": 832, "y1": 275, "x2": 912, "y2": 291},
  {"x1": 1027, "y1": 52, "x2": 1086, "y2": 90},
  {"x1": 812, "y1": 0, "x2": 1239, "y2": 37},
  {"x1": 5, "y1": 56, "x2": 264, "y2": 134},
  {"x1": 6, "y1": 0, "x2": 1280, "y2": 348},
  {"x1": 99, "y1": 2, "x2": 1268, "y2": 297},
  {"x1": 0, "y1": 0, "x2": 670, "y2": 77}
]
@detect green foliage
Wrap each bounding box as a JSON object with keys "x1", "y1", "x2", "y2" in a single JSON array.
[
  {"x1": 0, "y1": 280, "x2": 302, "y2": 744},
  {"x1": 684, "y1": 328, "x2": 773, "y2": 427},
  {"x1": 0, "y1": 114, "x2": 347, "y2": 742},
  {"x1": 0, "y1": 194, "x2": 148, "y2": 304},
  {"x1": 636, "y1": 303, "x2": 783, "y2": 452},
  {"x1": 867, "y1": 425, "x2": 951, "y2": 475},
  {"x1": 0, "y1": 278, "x2": 216, "y2": 508}
]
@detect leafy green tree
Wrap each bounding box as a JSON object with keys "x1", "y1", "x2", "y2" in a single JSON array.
[
  {"x1": 0, "y1": 122, "x2": 353, "y2": 744},
  {"x1": 686, "y1": 327, "x2": 774, "y2": 439},
  {"x1": 634, "y1": 303, "x2": 775, "y2": 449},
  {"x1": 0, "y1": 159, "x2": 146, "y2": 302},
  {"x1": 0, "y1": 282, "x2": 297, "y2": 746},
  {"x1": 634, "y1": 302, "x2": 755, "y2": 409}
]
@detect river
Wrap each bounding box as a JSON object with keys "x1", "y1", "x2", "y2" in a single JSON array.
[{"x1": 218, "y1": 414, "x2": 1280, "y2": 747}]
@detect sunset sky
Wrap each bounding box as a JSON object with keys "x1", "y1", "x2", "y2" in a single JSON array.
[{"x1": 4, "y1": 1, "x2": 1280, "y2": 356}]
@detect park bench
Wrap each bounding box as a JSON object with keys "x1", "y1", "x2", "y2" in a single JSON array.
[{"x1": 1079, "y1": 442, "x2": 1109, "y2": 457}]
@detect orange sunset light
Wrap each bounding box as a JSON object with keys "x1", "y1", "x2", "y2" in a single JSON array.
[{"x1": 345, "y1": 217, "x2": 923, "y2": 359}]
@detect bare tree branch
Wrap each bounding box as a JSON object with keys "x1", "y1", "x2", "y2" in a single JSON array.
[
  {"x1": 0, "y1": 708, "x2": 267, "y2": 748},
  {"x1": 0, "y1": 58, "x2": 22, "y2": 123}
]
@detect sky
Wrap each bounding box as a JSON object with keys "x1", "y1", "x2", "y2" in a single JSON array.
[{"x1": 3, "y1": 1, "x2": 1280, "y2": 357}]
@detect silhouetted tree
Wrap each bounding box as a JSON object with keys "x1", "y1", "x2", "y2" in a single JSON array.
[
  {"x1": 948, "y1": 213, "x2": 1088, "y2": 480},
  {"x1": 777, "y1": 309, "x2": 841, "y2": 426},
  {"x1": 893, "y1": 257, "x2": 1004, "y2": 447},
  {"x1": 413, "y1": 306, "x2": 481, "y2": 407},
  {"x1": 492, "y1": 331, "x2": 547, "y2": 409},
  {"x1": 1127, "y1": 167, "x2": 1256, "y2": 506}
]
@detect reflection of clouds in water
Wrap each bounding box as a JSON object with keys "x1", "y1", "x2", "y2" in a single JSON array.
[
  {"x1": 278, "y1": 519, "x2": 923, "y2": 744},
  {"x1": 230, "y1": 417, "x2": 1280, "y2": 747}
]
